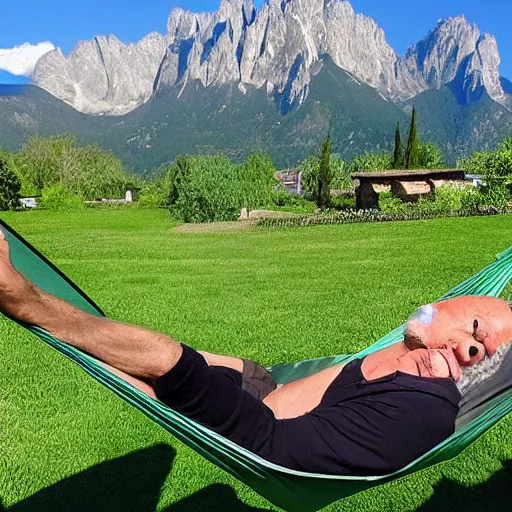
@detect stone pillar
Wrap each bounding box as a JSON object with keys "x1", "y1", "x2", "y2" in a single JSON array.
[
  {"x1": 391, "y1": 181, "x2": 431, "y2": 203},
  {"x1": 356, "y1": 180, "x2": 379, "y2": 210}
]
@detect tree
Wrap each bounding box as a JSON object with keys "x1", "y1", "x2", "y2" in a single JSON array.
[
  {"x1": 317, "y1": 131, "x2": 332, "y2": 209},
  {"x1": 460, "y1": 136, "x2": 512, "y2": 191},
  {"x1": 18, "y1": 135, "x2": 132, "y2": 199},
  {"x1": 0, "y1": 159, "x2": 21, "y2": 211},
  {"x1": 242, "y1": 153, "x2": 276, "y2": 210},
  {"x1": 418, "y1": 142, "x2": 444, "y2": 169},
  {"x1": 167, "y1": 155, "x2": 192, "y2": 208},
  {"x1": 300, "y1": 154, "x2": 350, "y2": 198},
  {"x1": 404, "y1": 107, "x2": 420, "y2": 169},
  {"x1": 299, "y1": 156, "x2": 322, "y2": 198},
  {"x1": 18, "y1": 135, "x2": 75, "y2": 192},
  {"x1": 393, "y1": 123, "x2": 404, "y2": 169}
]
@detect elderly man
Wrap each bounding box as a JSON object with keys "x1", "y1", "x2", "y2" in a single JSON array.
[{"x1": 0, "y1": 230, "x2": 511, "y2": 476}]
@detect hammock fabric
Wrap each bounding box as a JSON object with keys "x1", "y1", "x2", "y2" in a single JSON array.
[{"x1": 1, "y1": 218, "x2": 511, "y2": 512}]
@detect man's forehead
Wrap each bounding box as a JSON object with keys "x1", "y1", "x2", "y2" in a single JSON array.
[
  {"x1": 409, "y1": 304, "x2": 436, "y2": 325},
  {"x1": 412, "y1": 297, "x2": 512, "y2": 323}
]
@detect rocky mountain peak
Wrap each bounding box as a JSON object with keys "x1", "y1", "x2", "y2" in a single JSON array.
[
  {"x1": 167, "y1": 8, "x2": 202, "y2": 40},
  {"x1": 400, "y1": 14, "x2": 505, "y2": 105},
  {"x1": 32, "y1": 0, "x2": 510, "y2": 115},
  {"x1": 409, "y1": 16, "x2": 480, "y2": 86}
]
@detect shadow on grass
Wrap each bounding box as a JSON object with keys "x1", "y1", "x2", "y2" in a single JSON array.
[
  {"x1": 418, "y1": 460, "x2": 511, "y2": 512},
  {"x1": 5, "y1": 444, "x2": 175, "y2": 512},
  {"x1": 5, "y1": 444, "x2": 507, "y2": 512},
  {"x1": 162, "y1": 484, "x2": 269, "y2": 511},
  {"x1": 1, "y1": 443, "x2": 268, "y2": 512}
]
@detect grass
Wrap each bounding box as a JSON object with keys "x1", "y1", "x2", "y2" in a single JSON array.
[{"x1": 0, "y1": 208, "x2": 511, "y2": 512}]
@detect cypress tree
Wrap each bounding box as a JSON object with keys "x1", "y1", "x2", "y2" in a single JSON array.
[
  {"x1": 404, "y1": 107, "x2": 420, "y2": 169},
  {"x1": 317, "y1": 131, "x2": 332, "y2": 209},
  {"x1": 393, "y1": 122, "x2": 404, "y2": 169}
]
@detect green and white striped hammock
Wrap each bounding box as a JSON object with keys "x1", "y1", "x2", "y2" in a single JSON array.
[{"x1": 1, "y1": 219, "x2": 511, "y2": 512}]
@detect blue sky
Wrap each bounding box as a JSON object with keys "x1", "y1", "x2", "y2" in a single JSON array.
[{"x1": 1, "y1": 0, "x2": 511, "y2": 83}]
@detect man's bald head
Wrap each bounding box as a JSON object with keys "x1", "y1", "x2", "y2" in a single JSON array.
[{"x1": 405, "y1": 296, "x2": 512, "y2": 367}]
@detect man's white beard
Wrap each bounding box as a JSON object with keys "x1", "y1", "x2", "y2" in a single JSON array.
[{"x1": 456, "y1": 343, "x2": 512, "y2": 395}]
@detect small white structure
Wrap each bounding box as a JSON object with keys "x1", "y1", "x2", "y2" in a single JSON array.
[
  {"x1": 465, "y1": 174, "x2": 485, "y2": 188},
  {"x1": 274, "y1": 169, "x2": 303, "y2": 195},
  {"x1": 86, "y1": 188, "x2": 141, "y2": 205},
  {"x1": 20, "y1": 197, "x2": 38, "y2": 209}
]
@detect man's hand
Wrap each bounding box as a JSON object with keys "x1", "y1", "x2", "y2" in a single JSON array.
[
  {"x1": 396, "y1": 347, "x2": 461, "y2": 381},
  {"x1": 361, "y1": 343, "x2": 462, "y2": 382}
]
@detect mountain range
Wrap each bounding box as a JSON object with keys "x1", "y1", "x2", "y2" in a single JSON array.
[{"x1": 1, "y1": 0, "x2": 512, "y2": 172}]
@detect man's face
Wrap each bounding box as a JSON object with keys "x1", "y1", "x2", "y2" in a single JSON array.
[{"x1": 405, "y1": 296, "x2": 512, "y2": 367}]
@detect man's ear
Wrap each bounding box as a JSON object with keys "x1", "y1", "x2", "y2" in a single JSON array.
[
  {"x1": 405, "y1": 304, "x2": 437, "y2": 349},
  {"x1": 404, "y1": 316, "x2": 431, "y2": 349},
  {"x1": 403, "y1": 332, "x2": 427, "y2": 350}
]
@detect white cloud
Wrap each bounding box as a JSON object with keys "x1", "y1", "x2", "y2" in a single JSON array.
[{"x1": 0, "y1": 42, "x2": 55, "y2": 77}]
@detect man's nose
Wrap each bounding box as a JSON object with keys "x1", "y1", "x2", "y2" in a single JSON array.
[{"x1": 453, "y1": 339, "x2": 486, "y2": 366}]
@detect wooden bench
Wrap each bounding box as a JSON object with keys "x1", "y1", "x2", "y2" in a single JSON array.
[{"x1": 351, "y1": 169, "x2": 466, "y2": 210}]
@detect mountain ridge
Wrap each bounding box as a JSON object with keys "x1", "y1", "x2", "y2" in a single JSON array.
[
  {"x1": 2, "y1": 1, "x2": 512, "y2": 173},
  {"x1": 32, "y1": 0, "x2": 512, "y2": 116},
  {"x1": 3, "y1": 59, "x2": 510, "y2": 174}
]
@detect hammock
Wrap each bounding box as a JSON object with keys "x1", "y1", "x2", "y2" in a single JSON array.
[{"x1": 1, "y1": 218, "x2": 511, "y2": 512}]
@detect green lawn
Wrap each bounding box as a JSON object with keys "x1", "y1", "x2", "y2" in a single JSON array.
[{"x1": 0, "y1": 209, "x2": 511, "y2": 512}]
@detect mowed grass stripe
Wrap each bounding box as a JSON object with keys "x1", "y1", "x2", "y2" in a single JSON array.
[{"x1": 0, "y1": 209, "x2": 510, "y2": 511}]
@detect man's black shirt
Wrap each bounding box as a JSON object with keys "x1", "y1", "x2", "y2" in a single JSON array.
[{"x1": 155, "y1": 346, "x2": 461, "y2": 475}]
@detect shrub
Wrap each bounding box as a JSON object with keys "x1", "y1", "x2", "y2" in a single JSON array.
[
  {"x1": 137, "y1": 182, "x2": 168, "y2": 209},
  {"x1": 242, "y1": 152, "x2": 277, "y2": 209},
  {"x1": 418, "y1": 143, "x2": 444, "y2": 169},
  {"x1": 167, "y1": 153, "x2": 276, "y2": 223},
  {"x1": 300, "y1": 154, "x2": 351, "y2": 199},
  {"x1": 299, "y1": 156, "x2": 320, "y2": 198},
  {"x1": 271, "y1": 191, "x2": 316, "y2": 213},
  {"x1": 18, "y1": 135, "x2": 133, "y2": 199},
  {"x1": 347, "y1": 152, "x2": 393, "y2": 174},
  {"x1": 40, "y1": 184, "x2": 85, "y2": 211},
  {"x1": 257, "y1": 202, "x2": 511, "y2": 229},
  {"x1": 459, "y1": 151, "x2": 489, "y2": 176},
  {"x1": 477, "y1": 185, "x2": 511, "y2": 210},
  {"x1": 460, "y1": 137, "x2": 512, "y2": 192},
  {"x1": 272, "y1": 190, "x2": 308, "y2": 207},
  {"x1": 0, "y1": 159, "x2": 21, "y2": 211},
  {"x1": 381, "y1": 185, "x2": 509, "y2": 217},
  {"x1": 330, "y1": 195, "x2": 356, "y2": 210},
  {"x1": 0, "y1": 150, "x2": 33, "y2": 195},
  {"x1": 419, "y1": 185, "x2": 470, "y2": 214},
  {"x1": 347, "y1": 142, "x2": 443, "y2": 176},
  {"x1": 379, "y1": 192, "x2": 409, "y2": 215}
]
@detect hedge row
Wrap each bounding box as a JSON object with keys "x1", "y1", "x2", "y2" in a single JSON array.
[{"x1": 257, "y1": 206, "x2": 512, "y2": 228}]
